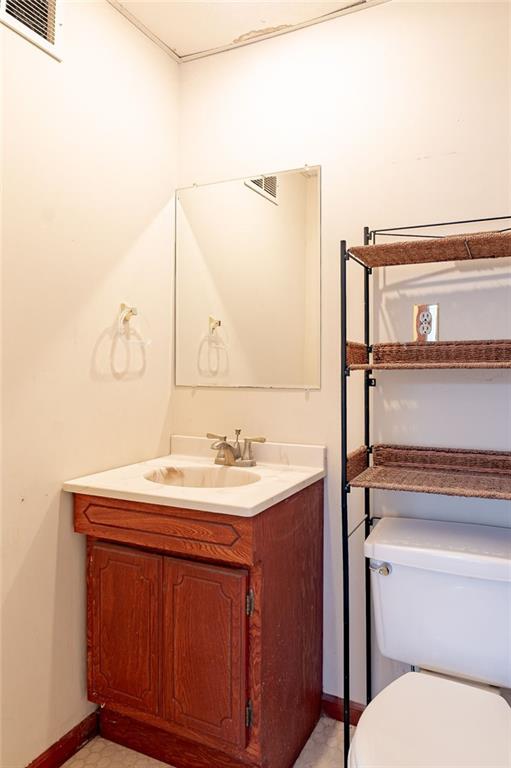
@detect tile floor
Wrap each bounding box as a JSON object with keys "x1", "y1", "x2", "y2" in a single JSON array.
[{"x1": 63, "y1": 716, "x2": 353, "y2": 768}]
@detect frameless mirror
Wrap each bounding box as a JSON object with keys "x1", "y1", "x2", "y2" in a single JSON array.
[{"x1": 175, "y1": 166, "x2": 321, "y2": 388}]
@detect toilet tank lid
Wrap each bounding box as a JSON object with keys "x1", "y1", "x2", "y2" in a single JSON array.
[{"x1": 364, "y1": 517, "x2": 511, "y2": 582}]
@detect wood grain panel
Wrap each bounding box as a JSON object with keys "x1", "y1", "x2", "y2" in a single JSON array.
[
  {"x1": 100, "y1": 709, "x2": 260, "y2": 768},
  {"x1": 88, "y1": 542, "x2": 161, "y2": 715},
  {"x1": 163, "y1": 558, "x2": 248, "y2": 749},
  {"x1": 76, "y1": 495, "x2": 253, "y2": 566},
  {"x1": 243, "y1": 563, "x2": 262, "y2": 764},
  {"x1": 254, "y1": 480, "x2": 324, "y2": 768},
  {"x1": 99, "y1": 562, "x2": 261, "y2": 764}
]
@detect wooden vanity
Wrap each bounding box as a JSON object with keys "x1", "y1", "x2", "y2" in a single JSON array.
[{"x1": 73, "y1": 479, "x2": 324, "y2": 768}]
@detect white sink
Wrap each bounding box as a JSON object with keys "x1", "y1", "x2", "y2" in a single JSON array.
[
  {"x1": 144, "y1": 465, "x2": 260, "y2": 488},
  {"x1": 63, "y1": 436, "x2": 326, "y2": 517}
]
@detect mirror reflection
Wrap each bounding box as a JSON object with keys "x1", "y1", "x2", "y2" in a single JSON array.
[{"x1": 175, "y1": 166, "x2": 321, "y2": 388}]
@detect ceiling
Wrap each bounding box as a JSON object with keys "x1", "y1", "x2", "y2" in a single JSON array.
[{"x1": 109, "y1": 0, "x2": 384, "y2": 61}]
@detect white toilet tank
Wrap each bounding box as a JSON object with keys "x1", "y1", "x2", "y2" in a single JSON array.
[{"x1": 365, "y1": 517, "x2": 511, "y2": 688}]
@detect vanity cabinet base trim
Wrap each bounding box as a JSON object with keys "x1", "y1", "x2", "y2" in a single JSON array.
[{"x1": 100, "y1": 709, "x2": 260, "y2": 768}]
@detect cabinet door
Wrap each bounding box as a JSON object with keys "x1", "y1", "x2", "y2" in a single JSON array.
[
  {"x1": 89, "y1": 542, "x2": 161, "y2": 715},
  {"x1": 163, "y1": 558, "x2": 248, "y2": 749}
]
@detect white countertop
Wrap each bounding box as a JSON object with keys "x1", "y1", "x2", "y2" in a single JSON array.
[{"x1": 63, "y1": 436, "x2": 326, "y2": 517}]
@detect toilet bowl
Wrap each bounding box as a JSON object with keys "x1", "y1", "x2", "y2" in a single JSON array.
[
  {"x1": 349, "y1": 517, "x2": 511, "y2": 767},
  {"x1": 349, "y1": 671, "x2": 511, "y2": 767}
]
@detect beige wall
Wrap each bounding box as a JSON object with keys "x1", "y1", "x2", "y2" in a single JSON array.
[
  {"x1": 175, "y1": 1, "x2": 511, "y2": 703},
  {"x1": 1, "y1": 3, "x2": 178, "y2": 765}
]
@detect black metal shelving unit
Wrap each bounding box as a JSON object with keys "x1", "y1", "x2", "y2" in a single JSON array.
[{"x1": 339, "y1": 215, "x2": 511, "y2": 766}]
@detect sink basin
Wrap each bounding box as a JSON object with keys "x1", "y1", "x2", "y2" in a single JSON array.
[
  {"x1": 144, "y1": 465, "x2": 261, "y2": 488},
  {"x1": 63, "y1": 438, "x2": 326, "y2": 516}
]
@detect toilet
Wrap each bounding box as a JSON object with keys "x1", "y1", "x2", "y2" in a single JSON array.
[{"x1": 349, "y1": 516, "x2": 511, "y2": 767}]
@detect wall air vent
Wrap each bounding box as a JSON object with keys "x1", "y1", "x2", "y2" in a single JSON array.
[
  {"x1": 1, "y1": 0, "x2": 60, "y2": 58},
  {"x1": 244, "y1": 175, "x2": 278, "y2": 205}
]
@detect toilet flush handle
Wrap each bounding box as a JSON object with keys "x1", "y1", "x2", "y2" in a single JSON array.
[{"x1": 369, "y1": 561, "x2": 392, "y2": 576}]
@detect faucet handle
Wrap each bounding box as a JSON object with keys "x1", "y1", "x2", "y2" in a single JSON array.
[
  {"x1": 241, "y1": 436, "x2": 266, "y2": 463},
  {"x1": 206, "y1": 432, "x2": 227, "y2": 441},
  {"x1": 232, "y1": 429, "x2": 242, "y2": 459}
]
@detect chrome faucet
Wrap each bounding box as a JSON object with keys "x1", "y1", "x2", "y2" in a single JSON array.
[
  {"x1": 208, "y1": 435, "x2": 238, "y2": 466},
  {"x1": 207, "y1": 430, "x2": 266, "y2": 467}
]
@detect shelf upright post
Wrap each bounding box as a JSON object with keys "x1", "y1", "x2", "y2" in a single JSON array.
[
  {"x1": 340, "y1": 239, "x2": 350, "y2": 766},
  {"x1": 363, "y1": 226, "x2": 372, "y2": 706}
]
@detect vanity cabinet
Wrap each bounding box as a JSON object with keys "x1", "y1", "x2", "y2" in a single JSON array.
[
  {"x1": 75, "y1": 480, "x2": 323, "y2": 768},
  {"x1": 89, "y1": 544, "x2": 248, "y2": 748}
]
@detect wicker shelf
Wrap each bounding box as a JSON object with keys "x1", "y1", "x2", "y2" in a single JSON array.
[
  {"x1": 347, "y1": 339, "x2": 511, "y2": 371},
  {"x1": 348, "y1": 230, "x2": 511, "y2": 268},
  {"x1": 347, "y1": 444, "x2": 511, "y2": 501}
]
